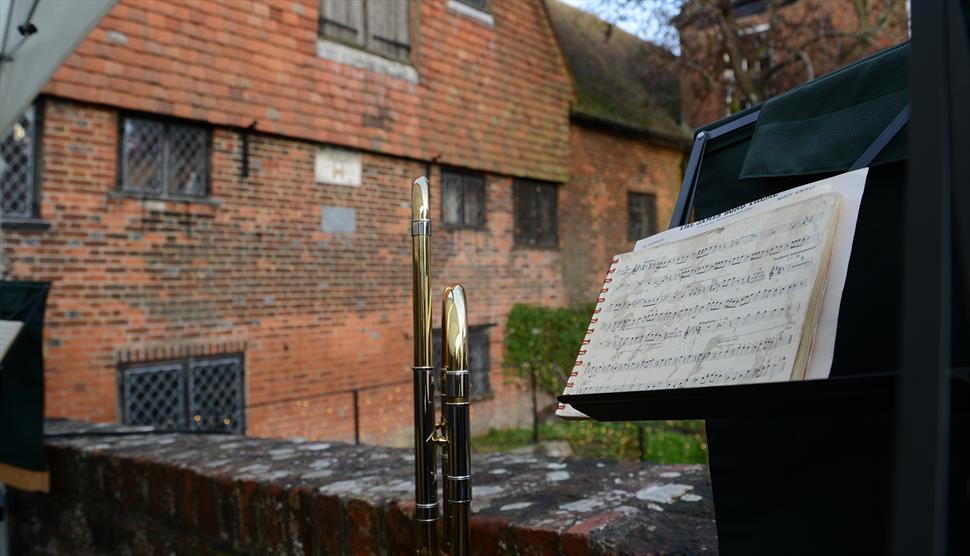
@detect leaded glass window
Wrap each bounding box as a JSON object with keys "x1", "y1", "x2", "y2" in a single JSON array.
[
  {"x1": 120, "y1": 116, "x2": 209, "y2": 197},
  {"x1": 1, "y1": 107, "x2": 39, "y2": 218}
]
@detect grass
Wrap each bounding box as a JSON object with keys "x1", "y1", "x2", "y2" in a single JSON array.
[{"x1": 472, "y1": 420, "x2": 708, "y2": 464}]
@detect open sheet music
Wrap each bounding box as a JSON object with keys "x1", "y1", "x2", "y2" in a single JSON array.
[{"x1": 557, "y1": 169, "x2": 868, "y2": 419}]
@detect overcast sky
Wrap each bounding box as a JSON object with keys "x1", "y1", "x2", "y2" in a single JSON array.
[{"x1": 558, "y1": 0, "x2": 676, "y2": 49}]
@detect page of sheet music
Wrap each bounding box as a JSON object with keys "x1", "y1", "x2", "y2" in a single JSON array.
[{"x1": 565, "y1": 193, "x2": 841, "y2": 395}]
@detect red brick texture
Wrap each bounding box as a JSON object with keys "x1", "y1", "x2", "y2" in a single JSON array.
[
  {"x1": 5, "y1": 97, "x2": 562, "y2": 443},
  {"x1": 43, "y1": 0, "x2": 574, "y2": 182},
  {"x1": 2, "y1": 0, "x2": 688, "y2": 443},
  {"x1": 560, "y1": 123, "x2": 685, "y2": 307}
]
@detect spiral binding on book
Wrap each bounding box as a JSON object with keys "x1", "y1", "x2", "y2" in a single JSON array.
[{"x1": 563, "y1": 256, "x2": 621, "y2": 395}]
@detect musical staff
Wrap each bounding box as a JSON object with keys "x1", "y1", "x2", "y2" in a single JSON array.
[{"x1": 566, "y1": 193, "x2": 841, "y2": 396}]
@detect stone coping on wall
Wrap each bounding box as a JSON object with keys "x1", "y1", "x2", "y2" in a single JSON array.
[{"x1": 10, "y1": 420, "x2": 717, "y2": 555}]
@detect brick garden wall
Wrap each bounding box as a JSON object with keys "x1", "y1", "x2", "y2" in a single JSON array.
[
  {"x1": 9, "y1": 421, "x2": 717, "y2": 555},
  {"x1": 560, "y1": 124, "x2": 684, "y2": 307},
  {"x1": 2, "y1": 97, "x2": 564, "y2": 444}
]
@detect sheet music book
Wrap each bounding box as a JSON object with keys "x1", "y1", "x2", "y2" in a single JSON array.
[{"x1": 557, "y1": 169, "x2": 868, "y2": 419}]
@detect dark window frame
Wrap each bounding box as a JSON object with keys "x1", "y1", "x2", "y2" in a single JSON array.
[
  {"x1": 440, "y1": 167, "x2": 486, "y2": 229},
  {"x1": 628, "y1": 191, "x2": 658, "y2": 241},
  {"x1": 431, "y1": 324, "x2": 494, "y2": 400},
  {"x1": 513, "y1": 179, "x2": 559, "y2": 248},
  {"x1": 318, "y1": 0, "x2": 412, "y2": 63},
  {"x1": 1, "y1": 100, "x2": 44, "y2": 221},
  {"x1": 117, "y1": 112, "x2": 213, "y2": 200},
  {"x1": 118, "y1": 353, "x2": 245, "y2": 433},
  {"x1": 454, "y1": 0, "x2": 491, "y2": 13}
]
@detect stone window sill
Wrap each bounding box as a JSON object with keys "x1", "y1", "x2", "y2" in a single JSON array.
[
  {"x1": 447, "y1": 0, "x2": 494, "y2": 26},
  {"x1": 108, "y1": 190, "x2": 223, "y2": 207},
  {"x1": 315, "y1": 39, "x2": 419, "y2": 84},
  {"x1": 0, "y1": 218, "x2": 51, "y2": 231}
]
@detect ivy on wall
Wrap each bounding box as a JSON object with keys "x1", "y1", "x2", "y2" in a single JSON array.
[{"x1": 502, "y1": 303, "x2": 595, "y2": 397}]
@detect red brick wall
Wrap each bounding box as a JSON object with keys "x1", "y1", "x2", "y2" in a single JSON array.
[
  {"x1": 4, "y1": 97, "x2": 564, "y2": 444},
  {"x1": 44, "y1": 0, "x2": 574, "y2": 182},
  {"x1": 560, "y1": 124, "x2": 684, "y2": 307}
]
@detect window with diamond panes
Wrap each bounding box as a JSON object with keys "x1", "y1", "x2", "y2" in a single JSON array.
[
  {"x1": 628, "y1": 192, "x2": 658, "y2": 241},
  {"x1": 432, "y1": 325, "x2": 493, "y2": 398},
  {"x1": 513, "y1": 179, "x2": 558, "y2": 247},
  {"x1": 121, "y1": 355, "x2": 244, "y2": 433},
  {"x1": 319, "y1": 0, "x2": 411, "y2": 61},
  {"x1": 120, "y1": 116, "x2": 209, "y2": 197},
  {"x1": 1, "y1": 106, "x2": 39, "y2": 219},
  {"x1": 441, "y1": 169, "x2": 485, "y2": 228}
]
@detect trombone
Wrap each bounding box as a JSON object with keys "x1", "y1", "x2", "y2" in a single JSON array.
[{"x1": 410, "y1": 177, "x2": 472, "y2": 555}]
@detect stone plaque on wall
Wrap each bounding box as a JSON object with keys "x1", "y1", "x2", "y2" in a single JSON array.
[
  {"x1": 321, "y1": 206, "x2": 357, "y2": 234},
  {"x1": 315, "y1": 147, "x2": 361, "y2": 186}
]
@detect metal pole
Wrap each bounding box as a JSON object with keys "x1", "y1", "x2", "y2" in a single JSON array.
[
  {"x1": 531, "y1": 368, "x2": 539, "y2": 444},
  {"x1": 891, "y1": 1, "x2": 960, "y2": 554},
  {"x1": 353, "y1": 389, "x2": 360, "y2": 445}
]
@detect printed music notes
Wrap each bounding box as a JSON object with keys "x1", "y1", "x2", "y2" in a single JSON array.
[{"x1": 563, "y1": 193, "x2": 842, "y2": 397}]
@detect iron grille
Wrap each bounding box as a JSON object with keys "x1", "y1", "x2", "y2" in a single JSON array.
[
  {"x1": 121, "y1": 116, "x2": 209, "y2": 197},
  {"x1": 121, "y1": 355, "x2": 244, "y2": 433},
  {"x1": 432, "y1": 325, "x2": 493, "y2": 398},
  {"x1": 188, "y1": 357, "x2": 244, "y2": 433},
  {"x1": 122, "y1": 363, "x2": 185, "y2": 430},
  {"x1": 1, "y1": 107, "x2": 36, "y2": 218},
  {"x1": 442, "y1": 169, "x2": 485, "y2": 228},
  {"x1": 513, "y1": 179, "x2": 558, "y2": 247},
  {"x1": 628, "y1": 192, "x2": 658, "y2": 241}
]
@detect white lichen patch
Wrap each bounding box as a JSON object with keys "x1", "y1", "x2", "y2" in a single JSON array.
[
  {"x1": 301, "y1": 470, "x2": 334, "y2": 480},
  {"x1": 309, "y1": 458, "x2": 334, "y2": 469},
  {"x1": 237, "y1": 464, "x2": 271, "y2": 474},
  {"x1": 635, "y1": 483, "x2": 694, "y2": 504},
  {"x1": 648, "y1": 503, "x2": 665, "y2": 512},
  {"x1": 475, "y1": 485, "x2": 506, "y2": 497},
  {"x1": 489, "y1": 468, "x2": 508, "y2": 475},
  {"x1": 320, "y1": 479, "x2": 364, "y2": 495},
  {"x1": 303, "y1": 443, "x2": 331, "y2": 451},
  {"x1": 559, "y1": 498, "x2": 603, "y2": 512},
  {"x1": 546, "y1": 471, "x2": 570, "y2": 482},
  {"x1": 681, "y1": 493, "x2": 703, "y2": 502},
  {"x1": 499, "y1": 502, "x2": 532, "y2": 511},
  {"x1": 546, "y1": 462, "x2": 567, "y2": 470},
  {"x1": 659, "y1": 471, "x2": 682, "y2": 478}
]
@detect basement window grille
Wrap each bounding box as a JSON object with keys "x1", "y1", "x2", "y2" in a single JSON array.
[
  {"x1": 432, "y1": 325, "x2": 493, "y2": 398},
  {"x1": 513, "y1": 179, "x2": 558, "y2": 247},
  {"x1": 441, "y1": 168, "x2": 485, "y2": 228},
  {"x1": 120, "y1": 116, "x2": 210, "y2": 198},
  {"x1": 1, "y1": 106, "x2": 39, "y2": 219},
  {"x1": 628, "y1": 192, "x2": 658, "y2": 241},
  {"x1": 121, "y1": 355, "x2": 244, "y2": 433}
]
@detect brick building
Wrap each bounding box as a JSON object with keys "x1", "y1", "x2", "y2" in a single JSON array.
[
  {"x1": 547, "y1": 0, "x2": 688, "y2": 307},
  {"x1": 0, "y1": 0, "x2": 684, "y2": 444},
  {"x1": 676, "y1": 0, "x2": 909, "y2": 128}
]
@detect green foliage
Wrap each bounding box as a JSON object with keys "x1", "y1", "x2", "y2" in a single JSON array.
[
  {"x1": 472, "y1": 420, "x2": 708, "y2": 465},
  {"x1": 502, "y1": 303, "x2": 595, "y2": 397}
]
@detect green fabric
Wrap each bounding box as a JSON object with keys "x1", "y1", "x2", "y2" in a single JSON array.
[
  {"x1": 740, "y1": 42, "x2": 909, "y2": 179},
  {"x1": 0, "y1": 281, "x2": 50, "y2": 472},
  {"x1": 689, "y1": 42, "x2": 916, "y2": 375}
]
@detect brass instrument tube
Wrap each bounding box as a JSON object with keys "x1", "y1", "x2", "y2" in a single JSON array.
[
  {"x1": 442, "y1": 285, "x2": 471, "y2": 555},
  {"x1": 410, "y1": 177, "x2": 438, "y2": 555}
]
